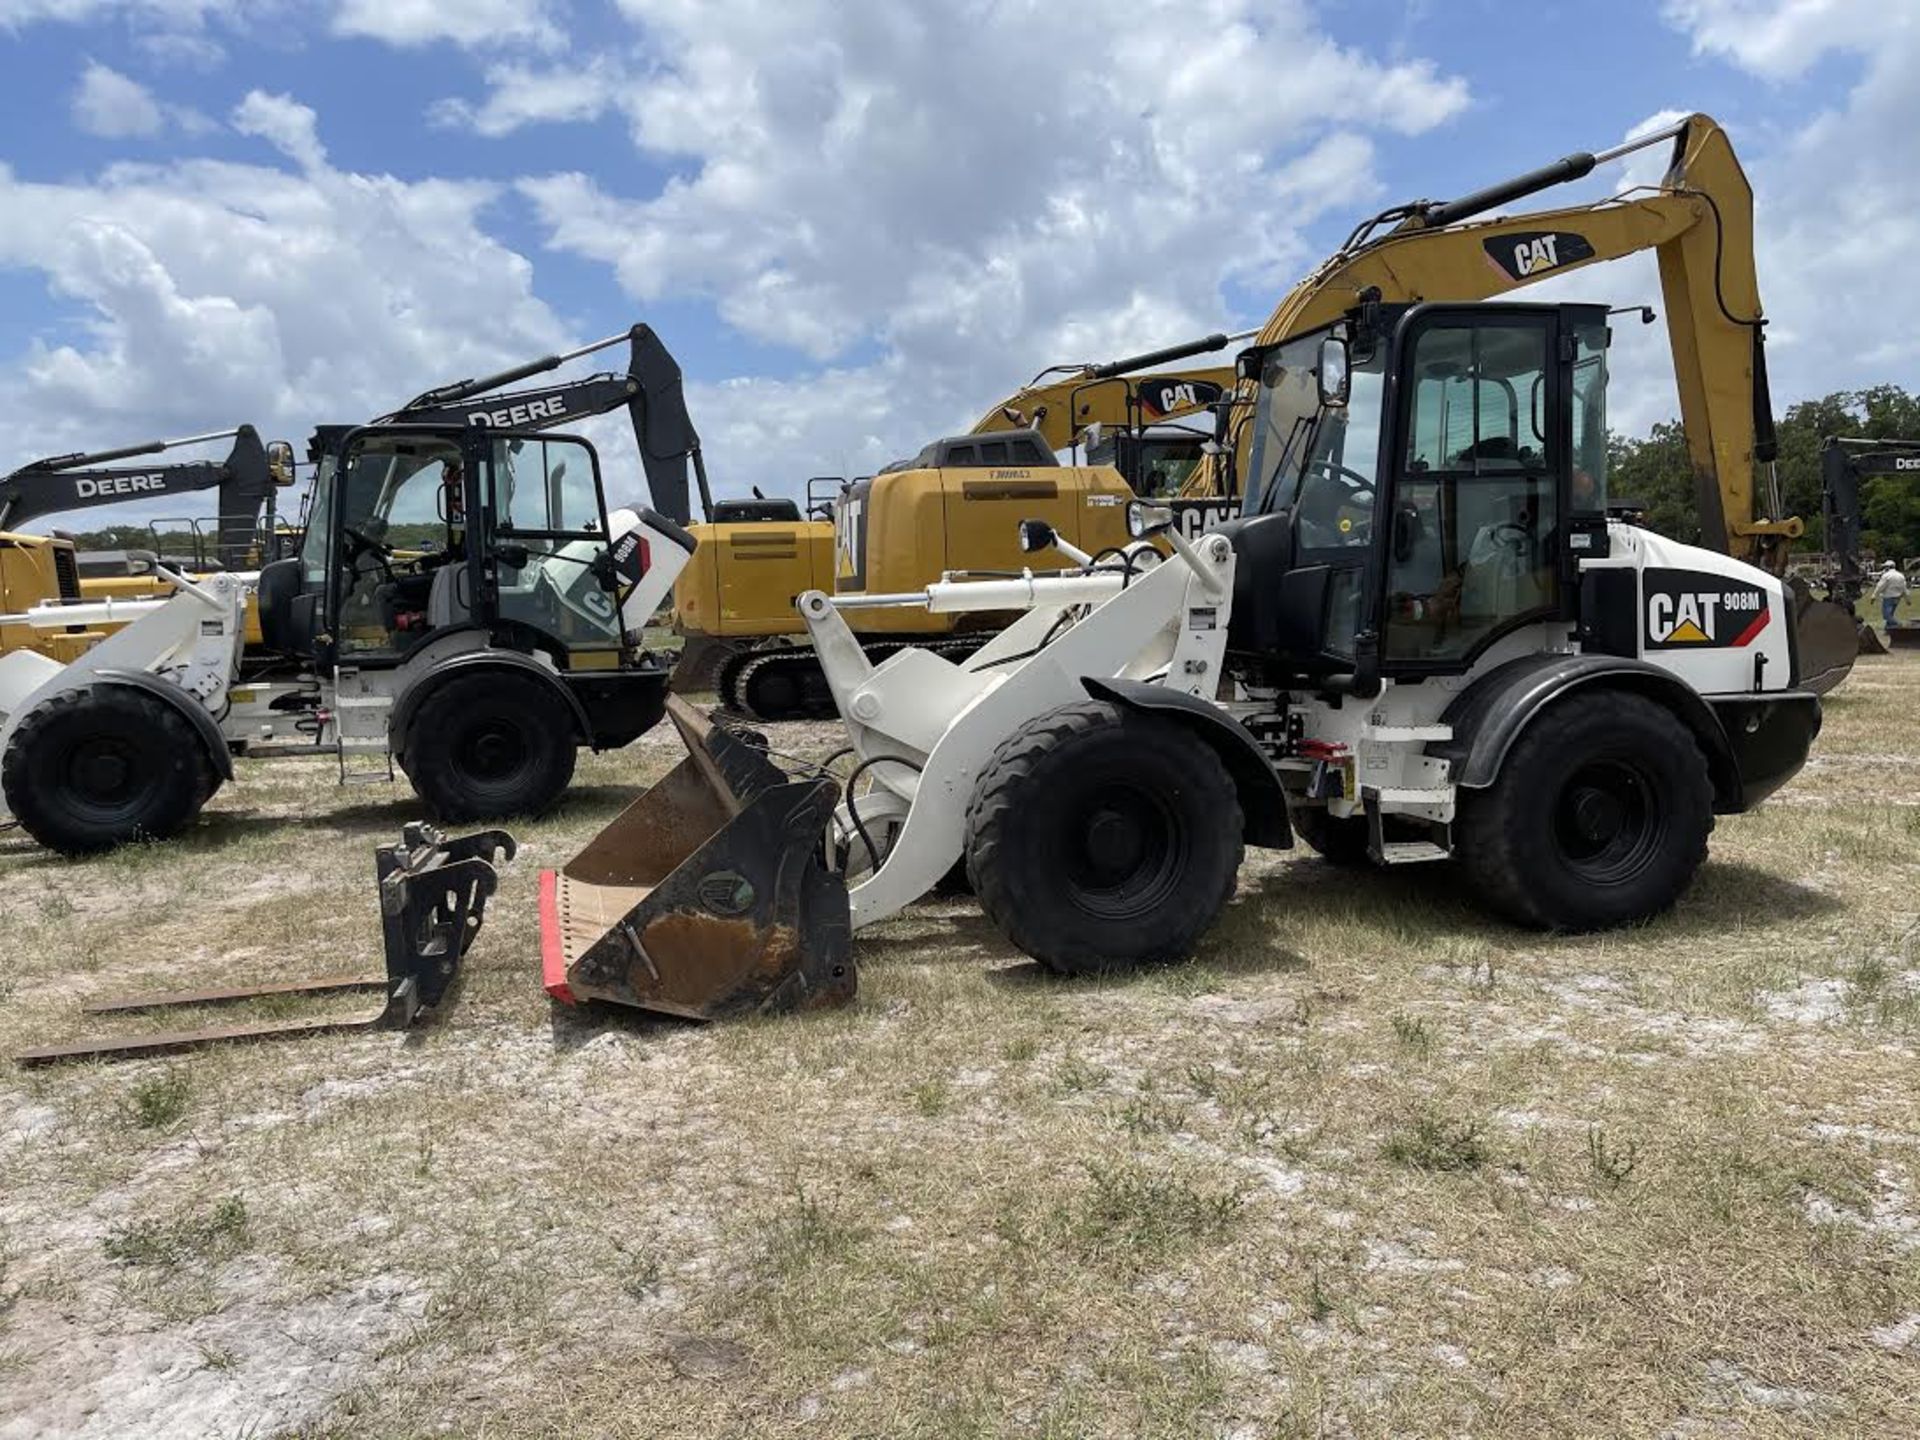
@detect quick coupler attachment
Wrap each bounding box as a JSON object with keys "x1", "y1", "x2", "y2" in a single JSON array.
[
  {"x1": 15, "y1": 824, "x2": 516, "y2": 1066},
  {"x1": 376, "y1": 822, "x2": 517, "y2": 1026}
]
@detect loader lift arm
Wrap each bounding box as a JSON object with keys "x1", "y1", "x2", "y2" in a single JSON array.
[
  {"x1": 374, "y1": 323, "x2": 712, "y2": 526},
  {"x1": 0, "y1": 426, "x2": 291, "y2": 566}
]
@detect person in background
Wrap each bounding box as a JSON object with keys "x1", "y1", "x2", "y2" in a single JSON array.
[{"x1": 1870, "y1": 560, "x2": 1909, "y2": 632}]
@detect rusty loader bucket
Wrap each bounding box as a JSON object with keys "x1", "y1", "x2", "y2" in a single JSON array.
[{"x1": 541, "y1": 695, "x2": 855, "y2": 1019}]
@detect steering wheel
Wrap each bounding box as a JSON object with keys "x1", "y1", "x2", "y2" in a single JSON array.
[
  {"x1": 1302, "y1": 460, "x2": 1375, "y2": 499},
  {"x1": 341, "y1": 524, "x2": 397, "y2": 585}
]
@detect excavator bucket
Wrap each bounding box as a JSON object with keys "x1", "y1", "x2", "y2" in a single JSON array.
[
  {"x1": 1792, "y1": 586, "x2": 1866, "y2": 695},
  {"x1": 540, "y1": 695, "x2": 855, "y2": 1020}
]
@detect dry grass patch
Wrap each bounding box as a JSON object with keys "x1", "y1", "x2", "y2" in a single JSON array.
[{"x1": 2, "y1": 666, "x2": 1920, "y2": 1435}]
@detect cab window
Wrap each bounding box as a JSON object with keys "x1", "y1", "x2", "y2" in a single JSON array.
[
  {"x1": 1384, "y1": 318, "x2": 1558, "y2": 664},
  {"x1": 487, "y1": 436, "x2": 622, "y2": 649}
]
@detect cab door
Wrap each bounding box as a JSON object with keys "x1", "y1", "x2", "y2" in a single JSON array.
[
  {"x1": 471, "y1": 430, "x2": 626, "y2": 659},
  {"x1": 1375, "y1": 307, "x2": 1571, "y2": 674}
]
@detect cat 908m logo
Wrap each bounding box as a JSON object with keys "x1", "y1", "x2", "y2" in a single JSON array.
[{"x1": 1643, "y1": 568, "x2": 1771, "y2": 650}]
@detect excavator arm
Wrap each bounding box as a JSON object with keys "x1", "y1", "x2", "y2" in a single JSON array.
[
  {"x1": 380, "y1": 323, "x2": 712, "y2": 525},
  {"x1": 1211, "y1": 115, "x2": 1788, "y2": 564},
  {"x1": 968, "y1": 336, "x2": 1240, "y2": 456},
  {"x1": 1822, "y1": 437, "x2": 1920, "y2": 594},
  {"x1": 0, "y1": 426, "x2": 289, "y2": 566}
]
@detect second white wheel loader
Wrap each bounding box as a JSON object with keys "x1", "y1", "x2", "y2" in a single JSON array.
[
  {"x1": 540, "y1": 297, "x2": 1822, "y2": 1017},
  {"x1": 0, "y1": 421, "x2": 694, "y2": 854}
]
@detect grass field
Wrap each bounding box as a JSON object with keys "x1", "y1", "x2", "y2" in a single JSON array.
[{"x1": 2, "y1": 661, "x2": 1919, "y2": 1439}]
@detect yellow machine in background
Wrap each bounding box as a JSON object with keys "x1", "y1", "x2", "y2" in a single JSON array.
[
  {"x1": 672, "y1": 361, "x2": 1236, "y2": 714},
  {"x1": 0, "y1": 534, "x2": 95, "y2": 662}
]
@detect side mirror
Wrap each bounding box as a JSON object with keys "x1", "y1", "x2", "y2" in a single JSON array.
[
  {"x1": 1127, "y1": 500, "x2": 1174, "y2": 540},
  {"x1": 267, "y1": 440, "x2": 296, "y2": 486},
  {"x1": 1018, "y1": 518, "x2": 1058, "y2": 555},
  {"x1": 1318, "y1": 336, "x2": 1351, "y2": 408},
  {"x1": 493, "y1": 542, "x2": 531, "y2": 569}
]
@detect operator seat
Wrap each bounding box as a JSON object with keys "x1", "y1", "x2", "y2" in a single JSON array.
[{"x1": 427, "y1": 562, "x2": 473, "y2": 629}]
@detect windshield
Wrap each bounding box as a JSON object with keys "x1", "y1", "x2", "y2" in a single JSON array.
[{"x1": 1245, "y1": 325, "x2": 1387, "y2": 537}]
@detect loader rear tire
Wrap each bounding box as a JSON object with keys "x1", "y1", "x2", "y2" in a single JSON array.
[
  {"x1": 2, "y1": 685, "x2": 217, "y2": 855},
  {"x1": 965, "y1": 700, "x2": 1242, "y2": 975},
  {"x1": 400, "y1": 673, "x2": 577, "y2": 823},
  {"x1": 1455, "y1": 690, "x2": 1714, "y2": 931}
]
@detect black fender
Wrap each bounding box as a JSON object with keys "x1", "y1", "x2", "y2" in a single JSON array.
[
  {"x1": 1082, "y1": 677, "x2": 1292, "y2": 848},
  {"x1": 390, "y1": 650, "x2": 592, "y2": 759},
  {"x1": 1430, "y1": 653, "x2": 1747, "y2": 812},
  {"x1": 90, "y1": 668, "x2": 234, "y2": 781}
]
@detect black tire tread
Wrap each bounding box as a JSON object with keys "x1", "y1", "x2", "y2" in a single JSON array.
[
  {"x1": 964, "y1": 699, "x2": 1242, "y2": 974},
  {"x1": 1456, "y1": 689, "x2": 1714, "y2": 930},
  {"x1": 400, "y1": 672, "x2": 578, "y2": 822},
  {"x1": 1, "y1": 685, "x2": 217, "y2": 855}
]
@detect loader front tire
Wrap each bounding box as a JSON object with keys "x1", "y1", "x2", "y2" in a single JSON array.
[
  {"x1": 2, "y1": 685, "x2": 217, "y2": 855},
  {"x1": 1456, "y1": 689, "x2": 1714, "y2": 931},
  {"x1": 965, "y1": 700, "x2": 1242, "y2": 975},
  {"x1": 400, "y1": 673, "x2": 577, "y2": 822}
]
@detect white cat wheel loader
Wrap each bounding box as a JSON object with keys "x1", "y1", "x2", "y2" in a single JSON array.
[
  {"x1": 540, "y1": 299, "x2": 1822, "y2": 1018},
  {"x1": 0, "y1": 423, "x2": 694, "y2": 854}
]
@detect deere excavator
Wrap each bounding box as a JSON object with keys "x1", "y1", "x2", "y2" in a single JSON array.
[
  {"x1": 0, "y1": 426, "x2": 296, "y2": 662},
  {"x1": 1818, "y1": 436, "x2": 1920, "y2": 650},
  {"x1": 539, "y1": 111, "x2": 1825, "y2": 1025},
  {"x1": 1130, "y1": 112, "x2": 1859, "y2": 693},
  {"x1": 678, "y1": 350, "x2": 1239, "y2": 719}
]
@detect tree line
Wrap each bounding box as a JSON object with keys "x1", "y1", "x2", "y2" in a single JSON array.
[{"x1": 1610, "y1": 384, "x2": 1920, "y2": 560}]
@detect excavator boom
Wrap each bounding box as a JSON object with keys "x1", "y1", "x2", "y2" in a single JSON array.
[
  {"x1": 0, "y1": 425, "x2": 289, "y2": 567},
  {"x1": 375, "y1": 323, "x2": 711, "y2": 525}
]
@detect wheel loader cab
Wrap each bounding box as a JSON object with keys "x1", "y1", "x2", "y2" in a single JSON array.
[
  {"x1": 1225, "y1": 302, "x2": 1611, "y2": 685},
  {"x1": 275, "y1": 424, "x2": 629, "y2": 668}
]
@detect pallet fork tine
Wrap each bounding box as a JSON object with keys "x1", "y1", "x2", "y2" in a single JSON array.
[{"x1": 15, "y1": 824, "x2": 515, "y2": 1067}]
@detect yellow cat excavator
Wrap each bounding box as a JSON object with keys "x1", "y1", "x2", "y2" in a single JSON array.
[
  {"x1": 671, "y1": 355, "x2": 1236, "y2": 715},
  {"x1": 1176, "y1": 111, "x2": 1857, "y2": 691}
]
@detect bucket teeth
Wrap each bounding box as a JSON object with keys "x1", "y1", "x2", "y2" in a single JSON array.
[{"x1": 542, "y1": 696, "x2": 855, "y2": 1020}]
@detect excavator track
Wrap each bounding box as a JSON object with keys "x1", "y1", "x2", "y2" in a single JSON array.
[{"x1": 723, "y1": 637, "x2": 990, "y2": 722}]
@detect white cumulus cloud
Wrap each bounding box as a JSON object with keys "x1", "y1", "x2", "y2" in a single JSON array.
[
  {"x1": 1662, "y1": 0, "x2": 1920, "y2": 410},
  {"x1": 71, "y1": 60, "x2": 165, "y2": 137},
  {"x1": 478, "y1": 0, "x2": 1472, "y2": 489},
  {"x1": 0, "y1": 97, "x2": 575, "y2": 513},
  {"x1": 330, "y1": 0, "x2": 563, "y2": 51}
]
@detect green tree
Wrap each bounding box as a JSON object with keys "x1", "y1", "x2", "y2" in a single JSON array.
[{"x1": 1610, "y1": 384, "x2": 1920, "y2": 558}]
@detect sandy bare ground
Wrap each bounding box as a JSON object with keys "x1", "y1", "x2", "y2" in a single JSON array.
[{"x1": 1, "y1": 664, "x2": 1917, "y2": 1438}]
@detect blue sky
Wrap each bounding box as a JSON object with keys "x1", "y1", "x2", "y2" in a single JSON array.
[{"x1": 0, "y1": 0, "x2": 1914, "y2": 519}]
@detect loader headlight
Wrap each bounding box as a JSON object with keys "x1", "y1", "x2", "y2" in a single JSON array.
[
  {"x1": 1018, "y1": 518, "x2": 1057, "y2": 554},
  {"x1": 1127, "y1": 500, "x2": 1174, "y2": 540}
]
